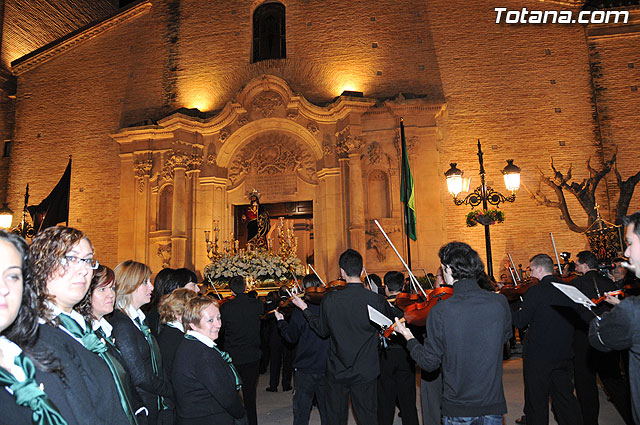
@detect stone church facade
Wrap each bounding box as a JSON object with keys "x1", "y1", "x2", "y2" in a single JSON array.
[{"x1": 1, "y1": 0, "x2": 639, "y2": 279}]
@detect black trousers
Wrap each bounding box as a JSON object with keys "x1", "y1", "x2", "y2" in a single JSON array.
[
  {"x1": 293, "y1": 370, "x2": 327, "y2": 425},
  {"x1": 377, "y1": 348, "x2": 419, "y2": 425},
  {"x1": 268, "y1": 328, "x2": 294, "y2": 390},
  {"x1": 523, "y1": 357, "x2": 582, "y2": 425},
  {"x1": 420, "y1": 368, "x2": 442, "y2": 425},
  {"x1": 324, "y1": 375, "x2": 377, "y2": 425},
  {"x1": 573, "y1": 329, "x2": 634, "y2": 425},
  {"x1": 237, "y1": 360, "x2": 260, "y2": 425}
]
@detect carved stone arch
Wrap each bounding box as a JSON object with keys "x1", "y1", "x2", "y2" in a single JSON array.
[
  {"x1": 217, "y1": 117, "x2": 323, "y2": 167},
  {"x1": 236, "y1": 75, "x2": 293, "y2": 112},
  {"x1": 367, "y1": 169, "x2": 391, "y2": 219}
]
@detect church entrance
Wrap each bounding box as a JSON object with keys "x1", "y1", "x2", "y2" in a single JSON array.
[{"x1": 234, "y1": 200, "x2": 314, "y2": 267}]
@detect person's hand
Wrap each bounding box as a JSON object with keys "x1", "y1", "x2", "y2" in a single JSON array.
[
  {"x1": 393, "y1": 317, "x2": 414, "y2": 341},
  {"x1": 274, "y1": 310, "x2": 284, "y2": 320},
  {"x1": 605, "y1": 293, "x2": 622, "y2": 306},
  {"x1": 290, "y1": 296, "x2": 308, "y2": 310}
]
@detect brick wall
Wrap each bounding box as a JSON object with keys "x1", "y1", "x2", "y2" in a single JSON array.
[{"x1": 7, "y1": 0, "x2": 640, "y2": 273}]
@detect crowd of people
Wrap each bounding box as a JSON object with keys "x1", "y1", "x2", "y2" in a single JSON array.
[{"x1": 2, "y1": 211, "x2": 640, "y2": 425}]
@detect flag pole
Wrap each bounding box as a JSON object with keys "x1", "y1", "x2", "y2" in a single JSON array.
[
  {"x1": 400, "y1": 118, "x2": 412, "y2": 271},
  {"x1": 66, "y1": 155, "x2": 71, "y2": 226}
]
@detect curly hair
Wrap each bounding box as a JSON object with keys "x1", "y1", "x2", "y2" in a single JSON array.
[
  {"x1": 182, "y1": 295, "x2": 218, "y2": 332},
  {"x1": 1, "y1": 230, "x2": 60, "y2": 373},
  {"x1": 114, "y1": 260, "x2": 151, "y2": 312},
  {"x1": 76, "y1": 265, "x2": 115, "y2": 322},
  {"x1": 28, "y1": 226, "x2": 91, "y2": 322},
  {"x1": 438, "y1": 241, "x2": 485, "y2": 282},
  {"x1": 158, "y1": 288, "x2": 198, "y2": 324}
]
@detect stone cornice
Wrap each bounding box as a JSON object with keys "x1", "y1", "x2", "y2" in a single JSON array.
[{"x1": 11, "y1": 0, "x2": 152, "y2": 76}]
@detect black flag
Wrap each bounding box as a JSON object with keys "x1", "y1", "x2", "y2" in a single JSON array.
[{"x1": 28, "y1": 157, "x2": 71, "y2": 233}]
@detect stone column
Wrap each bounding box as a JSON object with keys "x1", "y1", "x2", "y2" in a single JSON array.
[
  {"x1": 348, "y1": 152, "x2": 366, "y2": 255},
  {"x1": 133, "y1": 153, "x2": 152, "y2": 263},
  {"x1": 170, "y1": 153, "x2": 189, "y2": 268}
]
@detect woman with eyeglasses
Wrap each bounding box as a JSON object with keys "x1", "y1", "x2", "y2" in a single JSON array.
[
  {"x1": 76, "y1": 265, "x2": 149, "y2": 425},
  {"x1": 0, "y1": 230, "x2": 80, "y2": 424},
  {"x1": 110, "y1": 260, "x2": 174, "y2": 425},
  {"x1": 29, "y1": 226, "x2": 131, "y2": 424}
]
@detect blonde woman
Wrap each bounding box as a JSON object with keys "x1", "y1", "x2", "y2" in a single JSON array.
[{"x1": 110, "y1": 260, "x2": 173, "y2": 425}]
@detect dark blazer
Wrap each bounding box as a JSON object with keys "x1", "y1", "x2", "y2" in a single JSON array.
[
  {"x1": 0, "y1": 386, "x2": 34, "y2": 424},
  {"x1": 157, "y1": 324, "x2": 183, "y2": 381},
  {"x1": 219, "y1": 293, "x2": 263, "y2": 365},
  {"x1": 109, "y1": 310, "x2": 174, "y2": 422},
  {"x1": 35, "y1": 323, "x2": 129, "y2": 425},
  {"x1": 302, "y1": 282, "x2": 397, "y2": 383},
  {"x1": 172, "y1": 337, "x2": 245, "y2": 425}
]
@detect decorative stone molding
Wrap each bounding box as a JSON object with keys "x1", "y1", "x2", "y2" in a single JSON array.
[
  {"x1": 393, "y1": 132, "x2": 419, "y2": 157},
  {"x1": 228, "y1": 133, "x2": 316, "y2": 184},
  {"x1": 133, "y1": 156, "x2": 153, "y2": 192},
  {"x1": 335, "y1": 126, "x2": 364, "y2": 157},
  {"x1": 207, "y1": 153, "x2": 216, "y2": 165},
  {"x1": 307, "y1": 121, "x2": 320, "y2": 136},
  {"x1": 287, "y1": 110, "x2": 299, "y2": 120},
  {"x1": 322, "y1": 139, "x2": 335, "y2": 156},
  {"x1": 162, "y1": 149, "x2": 203, "y2": 180},
  {"x1": 237, "y1": 116, "x2": 249, "y2": 127},
  {"x1": 365, "y1": 221, "x2": 400, "y2": 262},
  {"x1": 156, "y1": 240, "x2": 172, "y2": 269},
  {"x1": 219, "y1": 127, "x2": 230, "y2": 142},
  {"x1": 252, "y1": 91, "x2": 284, "y2": 117},
  {"x1": 367, "y1": 142, "x2": 382, "y2": 165}
]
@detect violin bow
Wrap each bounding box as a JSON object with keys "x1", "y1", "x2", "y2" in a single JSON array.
[
  {"x1": 363, "y1": 266, "x2": 372, "y2": 290},
  {"x1": 373, "y1": 219, "x2": 428, "y2": 299},
  {"x1": 507, "y1": 252, "x2": 521, "y2": 283},
  {"x1": 308, "y1": 263, "x2": 327, "y2": 287},
  {"x1": 207, "y1": 275, "x2": 222, "y2": 299},
  {"x1": 422, "y1": 268, "x2": 435, "y2": 289},
  {"x1": 549, "y1": 232, "x2": 562, "y2": 273},
  {"x1": 290, "y1": 270, "x2": 303, "y2": 294}
]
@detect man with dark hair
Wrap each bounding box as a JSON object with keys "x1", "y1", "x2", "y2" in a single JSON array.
[
  {"x1": 395, "y1": 242, "x2": 511, "y2": 425},
  {"x1": 590, "y1": 210, "x2": 640, "y2": 424},
  {"x1": 377, "y1": 271, "x2": 419, "y2": 425},
  {"x1": 571, "y1": 251, "x2": 630, "y2": 424},
  {"x1": 219, "y1": 275, "x2": 263, "y2": 425},
  {"x1": 291, "y1": 249, "x2": 395, "y2": 425},
  {"x1": 275, "y1": 274, "x2": 329, "y2": 425},
  {"x1": 512, "y1": 253, "x2": 582, "y2": 425}
]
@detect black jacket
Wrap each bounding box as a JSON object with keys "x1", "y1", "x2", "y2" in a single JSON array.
[
  {"x1": 35, "y1": 323, "x2": 130, "y2": 425},
  {"x1": 589, "y1": 296, "x2": 640, "y2": 424},
  {"x1": 219, "y1": 293, "x2": 263, "y2": 365},
  {"x1": 277, "y1": 303, "x2": 329, "y2": 373},
  {"x1": 172, "y1": 337, "x2": 246, "y2": 424},
  {"x1": 407, "y1": 278, "x2": 511, "y2": 417},
  {"x1": 572, "y1": 270, "x2": 617, "y2": 319},
  {"x1": 109, "y1": 310, "x2": 173, "y2": 419},
  {"x1": 157, "y1": 324, "x2": 183, "y2": 381},
  {"x1": 302, "y1": 282, "x2": 395, "y2": 383},
  {"x1": 512, "y1": 275, "x2": 580, "y2": 362}
]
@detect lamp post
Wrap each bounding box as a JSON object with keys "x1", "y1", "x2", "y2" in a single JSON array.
[{"x1": 444, "y1": 140, "x2": 521, "y2": 277}]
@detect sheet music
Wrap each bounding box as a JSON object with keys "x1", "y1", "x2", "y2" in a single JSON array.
[{"x1": 552, "y1": 282, "x2": 596, "y2": 308}]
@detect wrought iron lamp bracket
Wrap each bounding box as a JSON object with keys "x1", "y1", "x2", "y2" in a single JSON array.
[{"x1": 452, "y1": 185, "x2": 516, "y2": 208}]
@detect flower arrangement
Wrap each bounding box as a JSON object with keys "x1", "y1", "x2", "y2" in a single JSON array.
[
  {"x1": 204, "y1": 249, "x2": 304, "y2": 287},
  {"x1": 466, "y1": 209, "x2": 505, "y2": 227}
]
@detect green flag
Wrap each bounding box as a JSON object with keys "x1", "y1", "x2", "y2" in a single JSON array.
[{"x1": 400, "y1": 120, "x2": 417, "y2": 241}]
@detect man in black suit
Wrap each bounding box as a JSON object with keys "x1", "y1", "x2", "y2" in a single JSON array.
[
  {"x1": 512, "y1": 254, "x2": 582, "y2": 425},
  {"x1": 291, "y1": 249, "x2": 395, "y2": 425},
  {"x1": 219, "y1": 276, "x2": 263, "y2": 425},
  {"x1": 572, "y1": 251, "x2": 633, "y2": 425}
]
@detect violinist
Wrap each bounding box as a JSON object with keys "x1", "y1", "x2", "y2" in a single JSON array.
[
  {"x1": 611, "y1": 257, "x2": 640, "y2": 295},
  {"x1": 393, "y1": 242, "x2": 511, "y2": 425},
  {"x1": 590, "y1": 211, "x2": 640, "y2": 425},
  {"x1": 377, "y1": 271, "x2": 419, "y2": 425},
  {"x1": 290, "y1": 249, "x2": 395, "y2": 425},
  {"x1": 571, "y1": 251, "x2": 632, "y2": 425},
  {"x1": 512, "y1": 254, "x2": 581, "y2": 425},
  {"x1": 218, "y1": 276, "x2": 263, "y2": 425},
  {"x1": 264, "y1": 289, "x2": 294, "y2": 393},
  {"x1": 274, "y1": 274, "x2": 329, "y2": 425}
]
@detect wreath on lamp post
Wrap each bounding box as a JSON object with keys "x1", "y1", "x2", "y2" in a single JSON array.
[{"x1": 466, "y1": 209, "x2": 505, "y2": 227}]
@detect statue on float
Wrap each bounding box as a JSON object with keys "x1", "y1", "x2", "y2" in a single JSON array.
[{"x1": 242, "y1": 189, "x2": 270, "y2": 249}]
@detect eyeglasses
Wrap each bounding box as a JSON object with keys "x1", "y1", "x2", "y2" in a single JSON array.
[{"x1": 60, "y1": 255, "x2": 99, "y2": 270}]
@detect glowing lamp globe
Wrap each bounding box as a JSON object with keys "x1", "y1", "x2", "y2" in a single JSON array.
[
  {"x1": 0, "y1": 203, "x2": 13, "y2": 229},
  {"x1": 444, "y1": 163, "x2": 464, "y2": 196},
  {"x1": 502, "y1": 159, "x2": 521, "y2": 192}
]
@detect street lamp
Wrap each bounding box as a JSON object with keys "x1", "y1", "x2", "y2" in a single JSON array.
[
  {"x1": 444, "y1": 139, "x2": 521, "y2": 277},
  {"x1": 0, "y1": 203, "x2": 13, "y2": 229}
]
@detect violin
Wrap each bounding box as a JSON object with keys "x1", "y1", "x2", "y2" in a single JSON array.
[
  {"x1": 327, "y1": 279, "x2": 347, "y2": 290},
  {"x1": 498, "y1": 277, "x2": 538, "y2": 302},
  {"x1": 217, "y1": 295, "x2": 235, "y2": 306},
  {"x1": 303, "y1": 285, "x2": 329, "y2": 304},
  {"x1": 591, "y1": 289, "x2": 624, "y2": 305},
  {"x1": 382, "y1": 286, "x2": 454, "y2": 336}
]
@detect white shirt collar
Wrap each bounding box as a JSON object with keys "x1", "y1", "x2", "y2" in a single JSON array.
[
  {"x1": 186, "y1": 330, "x2": 215, "y2": 348},
  {"x1": 46, "y1": 302, "x2": 87, "y2": 332},
  {"x1": 167, "y1": 321, "x2": 185, "y2": 333},
  {"x1": 92, "y1": 317, "x2": 113, "y2": 337},
  {"x1": 0, "y1": 337, "x2": 25, "y2": 382},
  {"x1": 125, "y1": 305, "x2": 146, "y2": 329}
]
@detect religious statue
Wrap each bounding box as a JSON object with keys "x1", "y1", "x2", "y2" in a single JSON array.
[{"x1": 242, "y1": 190, "x2": 270, "y2": 249}]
